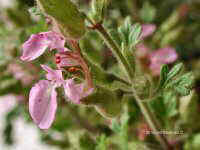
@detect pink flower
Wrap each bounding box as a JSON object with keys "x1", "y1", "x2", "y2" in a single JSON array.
[
  {"x1": 150, "y1": 47, "x2": 178, "y2": 64},
  {"x1": 140, "y1": 24, "x2": 156, "y2": 40},
  {"x1": 21, "y1": 32, "x2": 94, "y2": 129},
  {"x1": 29, "y1": 65, "x2": 93, "y2": 129},
  {"x1": 149, "y1": 47, "x2": 178, "y2": 76},
  {"x1": 21, "y1": 31, "x2": 65, "y2": 61},
  {"x1": 55, "y1": 53, "x2": 79, "y2": 69},
  {"x1": 29, "y1": 80, "x2": 57, "y2": 129},
  {"x1": 41, "y1": 65, "x2": 64, "y2": 86},
  {"x1": 64, "y1": 79, "x2": 93, "y2": 104},
  {"x1": 135, "y1": 25, "x2": 178, "y2": 76}
]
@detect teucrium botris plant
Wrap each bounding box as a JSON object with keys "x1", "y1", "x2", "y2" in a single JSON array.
[{"x1": 21, "y1": 0, "x2": 195, "y2": 150}]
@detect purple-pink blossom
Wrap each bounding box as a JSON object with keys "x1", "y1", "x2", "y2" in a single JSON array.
[
  {"x1": 55, "y1": 53, "x2": 79, "y2": 69},
  {"x1": 140, "y1": 24, "x2": 156, "y2": 40},
  {"x1": 29, "y1": 65, "x2": 93, "y2": 129},
  {"x1": 136, "y1": 24, "x2": 178, "y2": 76},
  {"x1": 29, "y1": 80, "x2": 57, "y2": 129},
  {"x1": 20, "y1": 31, "x2": 94, "y2": 129},
  {"x1": 149, "y1": 47, "x2": 178, "y2": 64},
  {"x1": 21, "y1": 31, "x2": 65, "y2": 61},
  {"x1": 64, "y1": 79, "x2": 93, "y2": 104},
  {"x1": 41, "y1": 65, "x2": 64, "y2": 86},
  {"x1": 149, "y1": 47, "x2": 178, "y2": 75}
]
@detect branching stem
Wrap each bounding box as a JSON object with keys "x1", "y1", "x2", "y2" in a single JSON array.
[{"x1": 87, "y1": 19, "x2": 173, "y2": 150}]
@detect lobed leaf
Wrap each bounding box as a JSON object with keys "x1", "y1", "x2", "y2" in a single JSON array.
[
  {"x1": 118, "y1": 17, "x2": 141, "y2": 50},
  {"x1": 89, "y1": 0, "x2": 108, "y2": 23},
  {"x1": 81, "y1": 87, "x2": 122, "y2": 118},
  {"x1": 37, "y1": 0, "x2": 86, "y2": 39},
  {"x1": 165, "y1": 63, "x2": 183, "y2": 84},
  {"x1": 128, "y1": 23, "x2": 142, "y2": 47},
  {"x1": 158, "y1": 64, "x2": 169, "y2": 89}
]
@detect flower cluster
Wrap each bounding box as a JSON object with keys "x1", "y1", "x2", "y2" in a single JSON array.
[
  {"x1": 137, "y1": 24, "x2": 178, "y2": 76},
  {"x1": 21, "y1": 31, "x2": 93, "y2": 129}
]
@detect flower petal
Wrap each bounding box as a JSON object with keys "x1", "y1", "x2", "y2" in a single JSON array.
[
  {"x1": 63, "y1": 79, "x2": 82, "y2": 104},
  {"x1": 44, "y1": 31, "x2": 65, "y2": 52},
  {"x1": 41, "y1": 65, "x2": 63, "y2": 85},
  {"x1": 56, "y1": 53, "x2": 79, "y2": 68},
  {"x1": 29, "y1": 80, "x2": 57, "y2": 129},
  {"x1": 63, "y1": 79, "x2": 93, "y2": 104},
  {"x1": 21, "y1": 34, "x2": 49, "y2": 61},
  {"x1": 21, "y1": 31, "x2": 65, "y2": 61},
  {"x1": 150, "y1": 47, "x2": 178, "y2": 64},
  {"x1": 149, "y1": 47, "x2": 178, "y2": 76},
  {"x1": 140, "y1": 24, "x2": 156, "y2": 40}
]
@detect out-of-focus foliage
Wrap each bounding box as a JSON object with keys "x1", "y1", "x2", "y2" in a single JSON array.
[{"x1": 0, "y1": 0, "x2": 200, "y2": 150}]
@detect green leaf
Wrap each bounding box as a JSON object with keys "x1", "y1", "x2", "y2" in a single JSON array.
[
  {"x1": 165, "y1": 63, "x2": 183, "y2": 84},
  {"x1": 79, "y1": 36, "x2": 103, "y2": 67},
  {"x1": 81, "y1": 87, "x2": 122, "y2": 118},
  {"x1": 158, "y1": 64, "x2": 169, "y2": 89},
  {"x1": 150, "y1": 92, "x2": 178, "y2": 118},
  {"x1": 118, "y1": 17, "x2": 141, "y2": 50},
  {"x1": 178, "y1": 72, "x2": 194, "y2": 86},
  {"x1": 37, "y1": 0, "x2": 86, "y2": 39},
  {"x1": 163, "y1": 92, "x2": 177, "y2": 117},
  {"x1": 150, "y1": 96, "x2": 166, "y2": 118},
  {"x1": 88, "y1": 62, "x2": 131, "y2": 91},
  {"x1": 128, "y1": 23, "x2": 142, "y2": 47},
  {"x1": 88, "y1": 62, "x2": 116, "y2": 87},
  {"x1": 158, "y1": 63, "x2": 189, "y2": 95},
  {"x1": 118, "y1": 17, "x2": 132, "y2": 45},
  {"x1": 166, "y1": 72, "x2": 194, "y2": 96},
  {"x1": 89, "y1": 0, "x2": 108, "y2": 23},
  {"x1": 174, "y1": 86, "x2": 190, "y2": 96}
]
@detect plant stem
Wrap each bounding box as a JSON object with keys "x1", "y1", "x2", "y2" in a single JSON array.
[
  {"x1": 95, "y1": 23, "x2": 134, "y2": 83},
  {"x1": 92, "y1": 23, "x2": 172, "y2": 150},
  {"x1": 132, "y1": 88, "x2": 172, "y2": 150}
]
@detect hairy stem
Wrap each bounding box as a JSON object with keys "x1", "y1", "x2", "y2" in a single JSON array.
[
  {"x1": 90, "y1": 22, "x2": 172, "y2": 150},
  {"x1": 96, "y1": 23, "x2": 135, "y2": 83},
  {"x1": 70, "y1": 40, "x2": 94, "y2": 89}
]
